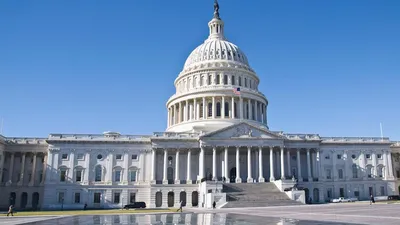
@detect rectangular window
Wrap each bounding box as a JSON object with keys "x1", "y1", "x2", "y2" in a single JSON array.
[
  {"x1": 58, "y1": 192, "x2": 65, "y2": 203},
  {"x1": 60, "y1": 170, "x2": 66, "y2": 182},
  {"x1": 223, "y1": 75, "x2": 228, "y2": 85},
  {"x1": 339, "y1": 188, "x2": 344, "y2": 197},
  {"x1": 130, "y1": 193, "x2": 136, "y2": 203},
  {"x1": 338, "y1": 169, "x2": 343, "y2": 179},
  {"x1": 61, "y1": 154, "x2": 68, "y2": 160},
  {"x1": 238, "y1": 77, "x2": 242, "y2": 86},
  {"x1": 94, "y1": 193, "x2": 101, "y2": 203},
  {"x1": 130, "y1": 170, "x2": 137, "y2": 182},
  {"x1": 326, "y1": 169, "x2": 331, "y2": 179},
  {"x1": 76, "y1": 170, "x2": 82, "y2": 182},
  {"x1": 327, "y1": 189, "x2": 332, "y2": 198},
  {"x1": 369, "y1": 187, "x2": 373, "y2": 195},
  {"x1": 131, "y1": 154, "x2": 138, "y2": 160},
  {"x1": 337, "y1": 154, "x2": 341, "y2": 159},
  {"x1": 354, "y1": 191, "x2": 359, "y2": 198},
  {"x1": 216, "y1": 74, "x2": 220, "y2": 84},
  {"x1": 77, "y1": 154, "x2": 84, "y2": 160},
  {"x1": 231, "y1": 76, "x2": 235, "y2": 85},
  {"x1": 115, "y1": 171, "x2": 121, "y2": 182},
  {"x1": 114, "y1": 192, "x2": 120, "y2": 204},
  {"x1": 377, "y1": 154, "x2": 382, "y2": 159},
  {"x1": 244, "y1": 78, "x2": 247, "y2": 87},
  {"x1": 366, "y1": 154, "x2": 371, "y2": 159},
  {"x1": 116, "y1": 154, "x2": 122, "y2": 160},
  {"x1": 208, "y1": 75, "x2": 212, "y2": 85},
  {"x1": 74, "y1": 193, "x2": 81, "y2": 203},
  {"x1": 380, "y1": 186, "x2": 385, "y2": 196}
]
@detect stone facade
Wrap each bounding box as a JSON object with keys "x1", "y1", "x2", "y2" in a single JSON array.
[{"x1": 0, "y1": 2, "x2": 399, "y2": 210}]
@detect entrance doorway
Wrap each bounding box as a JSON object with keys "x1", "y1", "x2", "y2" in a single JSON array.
[{"x1": 230, "y1": 167, "x2": 236, "y2": 183}]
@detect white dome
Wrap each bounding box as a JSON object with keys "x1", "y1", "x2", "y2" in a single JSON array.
[{"x1": 183, "y1": 39, "x2": 250, "y2": 70}]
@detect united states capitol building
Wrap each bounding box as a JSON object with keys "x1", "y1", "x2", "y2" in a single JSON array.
[{"x1": 0, "y1": 2, "x2": 399, "y2": 210}]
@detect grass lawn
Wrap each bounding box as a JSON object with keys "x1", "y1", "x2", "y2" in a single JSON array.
[{"x1": 0, "y1": 208, "x2": 176, "y2": 216}]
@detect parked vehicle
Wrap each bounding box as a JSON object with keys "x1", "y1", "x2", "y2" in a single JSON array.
[
  {"x1": 330, "y1": 197, "x2": 353, "y2": 203},
  {"x1": 123, "y1": 202, "x2": 146, "y2": 209}
]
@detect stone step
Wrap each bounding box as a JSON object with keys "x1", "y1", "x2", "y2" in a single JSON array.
[{"x1": 222, "y1": 182, "x2": 303, "y2": 208}]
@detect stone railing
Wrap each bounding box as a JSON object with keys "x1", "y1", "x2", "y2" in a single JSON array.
[
  {"x1": 5, "y1": 137, "x2": 48, "y2": 145},
  {"x1": 284, "y1": 134, "x2": 321, "y2": 141},
  {"x1": 321, "y1": 137, "x2": 391, "y2": 144},
  {"x1": 152, "y1": 132, "x2": 200, "y2": 138},
  {"x1": 48, "y1": 134, "x2": 151, "y2": 142}
]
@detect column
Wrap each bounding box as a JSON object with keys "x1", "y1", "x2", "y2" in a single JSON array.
[
  {"x1": 332, "y1": 150, "x2": 336, "y2": 181},
  {"x1": 41, "y1": 154, "x2": 48, "y2": 184},
  {"x1": 70, "y1": 150, "x2": 75, "y2": 181},
  {"x1": 53, "y1": 151, "x2": 59, "y2": 182},
  {"x1": 258, "y1": 147, "x2": 265, "y2": 182},
  {"x1": 84, "y1": 152, "x2": 90, "y2": 184},
  {"x1": 194, "y1": 98, "x2": 197, "y2": 120},
  {"x1": 360, "y1": 150, "x2": 366, "y2": 180},
  {"x1": 199, "y1": 147, "x2": 204, "y2": 179},
  {"x1": 372, "y1": 152, "x2": 377, "y2": 177},
  {"x1": 280, "y1": 147, "x2": 285, "y2": 180},
  {"x1": 286, "y1": 150, "x2": 291, "y2": 178},
  {"x1": 29, "y1": 153, "x2": 37, "y2": 186},
  {"x1": 212, "y1": 97, "x2": 215, "y2": 118},
  {"x1": 178, "y1": 102, "x2": 182, "y2": 123},
  {"x1": 202, "y1": 97, "x2": 206, "y2": 119},
  {"x1": 224, "y1": 147, "x2": 229, "y2": 183},
  {"x1": 212, "y1": 147, "x2": 217, "y2": 180},
  {"x1": 316, "y1": 149, "x2": 321, "y2": 181},
  {"x1": 107, "y1": 151, "x2": 113, "y2": 183},
  {"x1": 167, "y1": 108, "x2": 170, "y2": 127},
  {"x1": 254, "y1": 101, "x2": 258, "y2": 121},
  {"x1": 235, "y1": 147, "x2": 241, "y2": 183},
  {"x1": 247, "y1": 147, "x2": 253, "y2": 182},
  {"x1": 186, "y1": 149, "x2": 192, "y2": 184},
  {"x1": 306, "y1": 149, "x2": 312, "y2": 181},
  {"x1": 124, "y1": 152, "x2": 129, "y2": 183},
  {"x1": 18, "y1": 153, "x2": 26, "y2": 185},
  {"x1": 383, "y1": 150, "x2": 389, "y2": 179},
  {"x1": 163, "y1": 149, "x2": 168, "y2": 184},
  {"x1": 174, "y1": 104, "x2": 177, "y2": 124},
  {"x1": 261, "y1": 103, "x2": 264, "y2": 123},
  {"x1": 185, "y1": 100, "x2": 188, "y2": 121},
  {"x1": 296, "y1": 149, "x2": 302, "y2": 181},
  {"x1": 231, "y1": 97, "x2": 235, "y2": 118},
  {"x1": 151, "y1": 149, "x2": 156, "y2": 182},
  {"x1": 239, "y1": 97, "x2": 243, "y2": 119},
  {"x1": 248, "y1": 99, "x2": 252, "y2": 120},
  {"x1": 269, "y1": 147, "x2": 275, "y2": 181},
  {"x1": 175, "y1": 150, "x2": 180, "y2": 184},
  {"x1": 388, "y1": 151, "x2": 394, "y2": 178},
  {"x1": 221, "y1": 96, "x2": 225, "y2": 119}
]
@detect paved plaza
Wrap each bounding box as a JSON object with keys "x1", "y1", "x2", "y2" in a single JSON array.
[{"x1": 194, "y1": 203, "x2": 400, "y2": 225}]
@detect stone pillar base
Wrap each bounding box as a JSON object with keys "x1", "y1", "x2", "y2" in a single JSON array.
[
  {"x1": 186, "y1": 180, "x2": 192, "y2": 184},
  {"x1": 298, "y1": 178, "x2": 303, "y2": 182},
  {"x1": 269, "y1": 177, "x2": 275, "y2": 182},
  {"x1": 247, "y1": 178, "x2": 253, "y2": 183},
  {"x1": 235, "y1": 178, "x2": 242, "y2": 183},
  {"x1": 174, "y1": 180, "x2": 180, "y2": 184},
  {"x1": 308, "y1": 177, "x2": 313, "y2": 182},
  {"x1": 259, "y1": 177, "x2": 265, "y2": 182},
  {"x1": 162, "y1": 180, "x2": 168, "y2": 184}
]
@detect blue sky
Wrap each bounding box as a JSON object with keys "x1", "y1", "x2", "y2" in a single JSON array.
[{"x1": 0, "y1": 0, "x2": 399, "y2": 140}]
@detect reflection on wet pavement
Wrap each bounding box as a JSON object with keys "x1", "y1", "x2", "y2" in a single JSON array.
[{"x1": 19, "y1": 213, "x2": 361, "y2": 225}]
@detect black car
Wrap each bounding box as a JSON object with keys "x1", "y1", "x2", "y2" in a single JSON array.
[{"x1": 123, "y1": 202, "x2": 146, "y2": 209}]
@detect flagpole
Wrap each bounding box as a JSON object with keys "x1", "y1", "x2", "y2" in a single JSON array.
[{"x1": 380, "y1": 122, "x2": 383, "y2": 140}]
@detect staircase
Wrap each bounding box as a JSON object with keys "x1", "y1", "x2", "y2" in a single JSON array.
[{"x1": 222, "y1": 182, "x2": 303, "y2": 208}]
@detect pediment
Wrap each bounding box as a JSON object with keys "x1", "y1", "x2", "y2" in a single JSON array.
[{"x1": 201, "y1": 122, "x2": 284, "y2": 139}]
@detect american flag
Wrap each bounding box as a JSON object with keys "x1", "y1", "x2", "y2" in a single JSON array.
[{"x1": 233, "y1": 87, "x2": 241, "y2": 95}]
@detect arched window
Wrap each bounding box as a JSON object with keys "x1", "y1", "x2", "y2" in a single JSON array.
[
  {"x1": 239, "y1": 77, "x2": 242, "y2": 86},
  {"x1": 193, "y1": 77, "x2": 197, "y2": 88},
  {"x1": 231, "y1": 75, "x2": 235, "y2": 85},
  {"x1": 224, "y1": 102, "x2": 229, "y2": 117},
  {"x1": 75, "y1": 167, "x2": 83, "y2": 182},
  {"x1": 208, "y1": 75, "x2": 212, "y2": 85},
  {"x1": 377, "y1": 166, "x2": 383, "y2": 178},
  {"x1": 216, "y1": 74, "x2": 220, "y2": 85},
  {"x1": 95, "y1": 165, "x2": 102, "y2": 182},
  {"x1": 216, "y1": 102, "x2": 221, "y2": 117},
  {"x1": 244, "y1": 78, "x2": 247, "y2": 87},
  {"x1": 200, "y1": 76, "x2": 203, "y2": 86},
  {"x1": 249, "y1": 80, "x2": 252, "y2": 88},
  {"x1": 246, "y1": 103, "x2": 249, "y2": 119},
  {"x1": 129, "y1": 168, "x2": 137, "y2": 182},
  {"x1": 208, "y1": 103, "x2": 212, "y2": 117},
  {"x1": 367, "y1": 165, "x2": 373, "y2": 178},
  {"x1": 114, "y1": 167, "x2": 122, "y2": 182},
  {"x1": 59, "y1": 166, "x2": 68, "y2": 182},
  {"x1": 200, "y1": 103, "x2": 203, "y2": 118},
  {"x1": 234, "y1": 102, "x2": 237, "y2": 118},
  {"x1": 352, "y1": 164, "x2": 358, "y2": 178},
  {"x1": 224, "y1": 75, "x2": 228, "y2": 85}
]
